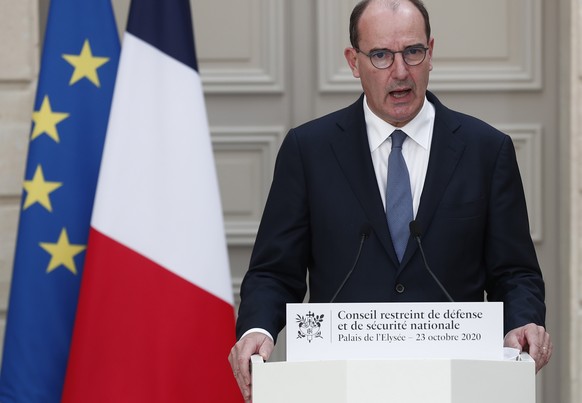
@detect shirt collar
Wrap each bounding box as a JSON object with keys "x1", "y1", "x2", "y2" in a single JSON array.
[{"x1": 364, "y1": 94, "x2": 434, "y2": 152}]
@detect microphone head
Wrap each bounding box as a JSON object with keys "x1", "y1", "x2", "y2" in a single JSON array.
[
  {"x1": 409, "y1": 220, "x2": 422, "y2": 237},
  {"x1": 360, "y1": 223, "x2": 372, "y2": 239}
]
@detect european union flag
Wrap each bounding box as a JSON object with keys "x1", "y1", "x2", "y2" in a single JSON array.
[{"x1": 0, "y1": 0, "x2": 119, "y2": 401}]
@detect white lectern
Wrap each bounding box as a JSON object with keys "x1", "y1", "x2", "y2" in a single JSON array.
[{"x1": 251, "y1": 354, "x2": 535, "y2": 403}]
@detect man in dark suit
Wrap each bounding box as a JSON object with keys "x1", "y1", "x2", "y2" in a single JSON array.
[{"x1": 229, "y1": 0, "x2": 552, "y2": 400}]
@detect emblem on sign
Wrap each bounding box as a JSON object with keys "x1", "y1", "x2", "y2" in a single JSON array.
[{"x1": 296, "y1": 311, "x2": 324, "y2": 343}]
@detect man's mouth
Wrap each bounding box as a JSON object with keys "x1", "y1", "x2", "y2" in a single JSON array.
[{"x1": 390, "y1": 89, "x2": 412, "y2": 98}]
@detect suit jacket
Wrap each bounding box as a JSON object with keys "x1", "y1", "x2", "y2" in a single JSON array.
[{"x1": 236, "y1": 91, "x2": 545, "y2": 341}]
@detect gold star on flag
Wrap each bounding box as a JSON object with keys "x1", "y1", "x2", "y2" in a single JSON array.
[
  {"x1": 62, "y1": 39, "x2": 110, "y2": 87},
  {"x1": 31, "y1": 95, "x2": 70, "y2": 142},
  {"x1": 22, "y1": 165, "x2": 63, "y2": 212},
  {"x1": 39, "y1": 228, "x2": 86, "y2": 275}
]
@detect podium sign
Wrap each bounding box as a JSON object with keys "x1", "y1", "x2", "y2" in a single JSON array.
[{"x1": 286, "y1": 302, "x2": 503, "y2": 361}]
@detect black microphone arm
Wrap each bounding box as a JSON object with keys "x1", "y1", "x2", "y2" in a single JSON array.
[
  {"x1": 329, "y1": 224, "x2": 371, "y2": 303},
  {"x1": 409, "y1": 221, "x2": 455, "y2": 303}
]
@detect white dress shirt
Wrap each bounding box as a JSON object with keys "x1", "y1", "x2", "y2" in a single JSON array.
[{"x1": 364, "y1": 95, "x2": 435, "y2": 217}]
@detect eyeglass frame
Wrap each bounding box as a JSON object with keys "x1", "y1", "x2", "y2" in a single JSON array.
[{"x1": 354, "y1": 45, "x2": 430, "y2": 69}]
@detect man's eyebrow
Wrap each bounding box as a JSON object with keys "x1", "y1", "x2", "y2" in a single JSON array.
[
  {"x1": 367, "y1": 47, "x2": 390, "y2": 53},
  {"x1": 368, "y1": 43, "x2": 427, "y2": 52}
]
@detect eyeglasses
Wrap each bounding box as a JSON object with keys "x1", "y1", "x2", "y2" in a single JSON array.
[{"x1": 355, "y1": 46, "x2": 429, "y2": 69}]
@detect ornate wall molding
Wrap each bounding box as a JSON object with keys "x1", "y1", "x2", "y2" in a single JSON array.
[
  {"x1": 317, "y1": 0, "x2": 542, "y2": 92},
  {"x1": 194, "y1": 0, "x2": 284, "y2": 93},
  {"x1": 211, "y1": 126, "x2": 285, "y2": 245}
]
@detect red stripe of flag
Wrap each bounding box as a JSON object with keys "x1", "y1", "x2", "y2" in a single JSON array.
[{"x1": 63, "y1": 229, "x2": 240, "y2": 401}]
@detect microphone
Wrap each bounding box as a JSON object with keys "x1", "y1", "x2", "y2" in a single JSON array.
[
  {"x1": 409, "y1": 220, "x2": 455, "y2": 302},
  {"x1": 329, "y1": 224, "x2": 372, "y2": 303}
]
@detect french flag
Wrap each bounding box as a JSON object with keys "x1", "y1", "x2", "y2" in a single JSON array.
[{"x1": 62, "y1": 0, "x2": 242, "y2": 401}]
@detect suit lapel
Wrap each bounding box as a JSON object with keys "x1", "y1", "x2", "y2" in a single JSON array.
[
  {"x1": 329, "y1": 96, "x2": 398, "y2": 263},
  {"x1": 399, "y1": 92, "x2": 466, "y2": 270},
  {"x1": 328, "y1": 93, "x2": 466, "y2": 269}
]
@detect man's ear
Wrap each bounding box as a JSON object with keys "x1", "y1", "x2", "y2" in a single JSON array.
[{"x1": 344, "y1": 47, "x2": 360, "y2": 78}]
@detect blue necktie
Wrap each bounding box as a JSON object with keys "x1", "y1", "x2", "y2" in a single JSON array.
[{"x1": 386, "y1": 130, "x2": 413, "y2": 262}]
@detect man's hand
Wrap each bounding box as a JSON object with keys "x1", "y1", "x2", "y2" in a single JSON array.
[
  {"x1": 504, "y1": 323, "x2": 552, "y2": 372},
  {"x1": 228, "y1": 332, "x2": 274, "y2": 402}
]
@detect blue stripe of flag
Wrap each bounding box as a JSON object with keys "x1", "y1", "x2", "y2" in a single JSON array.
[{"x1": 126, "y1": 0, "x2": 198, "y2": 71}]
